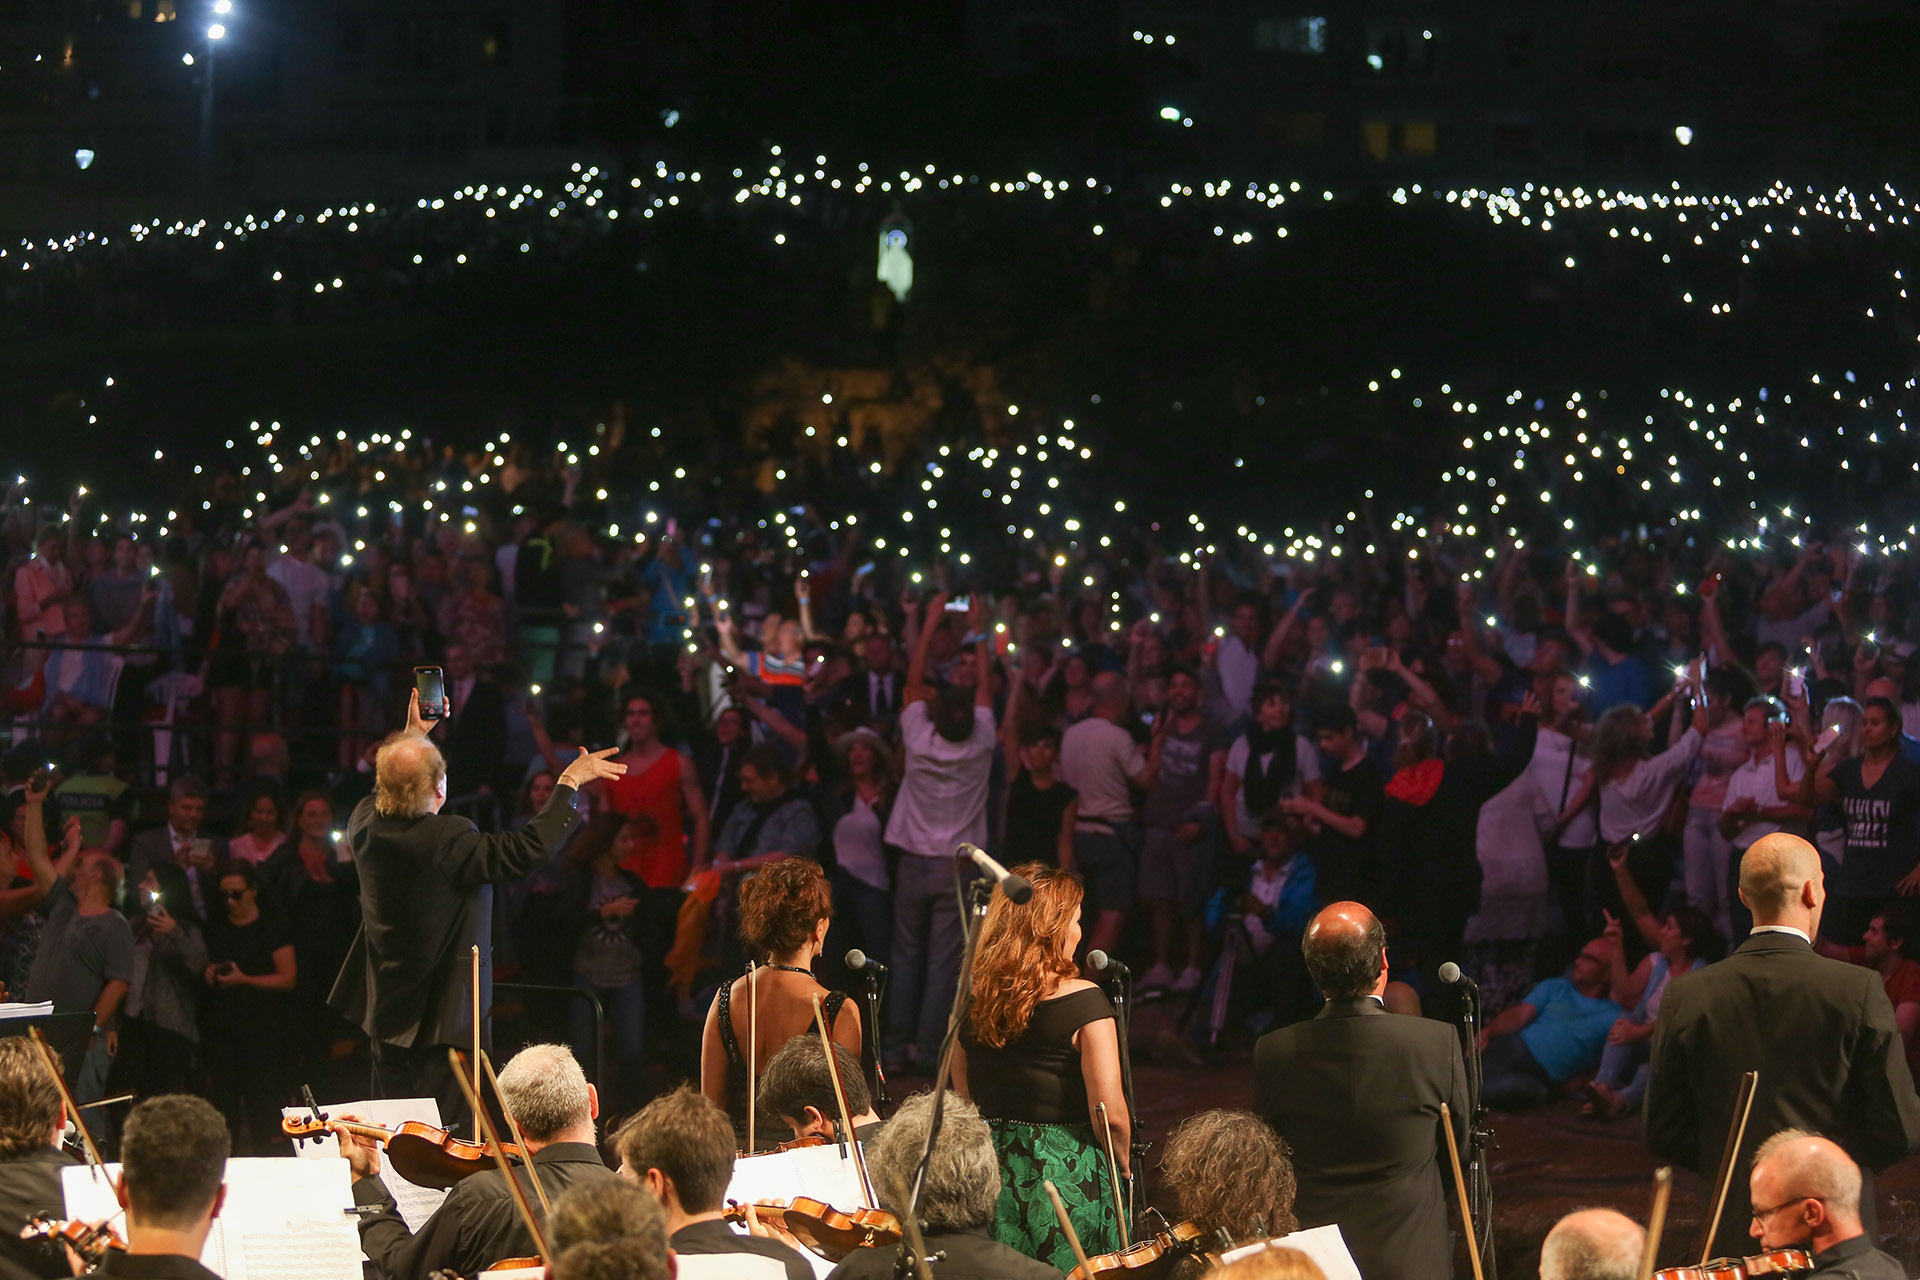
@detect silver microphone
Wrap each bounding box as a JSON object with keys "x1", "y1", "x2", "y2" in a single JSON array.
[
  {"x1": 1438, "y1": 962, "x2": 1479, "y2": 995},
  {"x1": 958, "y1": 843, "x2": 1034, "y2": 903},
  {"x1": 845, "y1": 948, "x2": 888, "y2": 976},
  {"x1": 1087, "y1": 950, "x2": 1130, "y2": 979}
]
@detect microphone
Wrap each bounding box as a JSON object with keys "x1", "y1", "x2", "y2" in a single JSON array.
[
  {"x1": 1438, "y1": 962, "x2": 1479, "y2": 997},
  {"x1": 958, "y1": 843, "x2": 1033, "y2": 904},
  {"x1": 1087, "y1": 950, "x2": 1130, "y2": 979},
  {"x1": 845, "y1": 948, "x2": 888, "y2": 977}
]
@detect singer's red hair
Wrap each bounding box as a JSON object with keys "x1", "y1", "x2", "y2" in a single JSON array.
[{"x1": 968, "y1": 863, "x2": 1083, "y2": 1050}]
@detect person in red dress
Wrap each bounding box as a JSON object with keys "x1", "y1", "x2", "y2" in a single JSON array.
[{"x1": 601, "y1": 692, "x2": 709, "y2": 889}]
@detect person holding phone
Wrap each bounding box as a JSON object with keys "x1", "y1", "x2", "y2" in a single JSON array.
[
  {"x1": 1796, "y1": 696, "x2": 1920, "y2": 945},
  {"x1": 329, "y1": 687, "x2": 628, "y2": 1127}
]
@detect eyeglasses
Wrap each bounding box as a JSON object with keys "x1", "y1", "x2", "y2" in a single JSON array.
[{"x1": 1751, "y1": 1197, "x2": 1818, "y2": 1223}]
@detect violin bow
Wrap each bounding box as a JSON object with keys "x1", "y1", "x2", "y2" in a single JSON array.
[
  {"x1": 28, "y1": 1028, "x2": 105, "y2": 1181},
  {"x1": 1439, "y1": 1103, "x2": 1486, "y2": 1280},
  {"x1": 1638, "y1": 1166, "x2": 1673, "y2": 1280},
  {"x1": 1095, "y1": 1102, "x2": 1129, "y2": 1248},
  {"x1": 746, "y1": 960, "x2": 759, "y2": 1156},
  {"x1": 1699, "y1": 1070, "x2": 1759, "y2": 1265},
  {"x1": 1044, "y1": 1180, "x2": 1093, "y2": 1276},
  {"x1": 810, "y1": 992, "x2": 877, "y2": 1209},
  {"x1": 470, "y1": 945, "x2": 482, "y2": 1132},
  {"x1": 448, "y1": 1049, "x2": 550, "y2": 1267},
  {"x1": 479, "y1": 1049, "x2": 553, "y2": 1219}
]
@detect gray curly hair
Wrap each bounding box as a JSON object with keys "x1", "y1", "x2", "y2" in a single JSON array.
[{"x1": 867, "y1": 1091, "x2": 1000, "y2": 1233}]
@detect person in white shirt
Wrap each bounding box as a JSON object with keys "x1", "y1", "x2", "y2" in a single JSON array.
[
  {"x1": 883, "y1": 592, "x2": 996, "y2": 1073},
  {"x1": 1058, "y1": 672, "x2": 1151, "y2": 958},
  {"x1": 1719, "y1": 697, "x2": 1811, "y2": 931}
]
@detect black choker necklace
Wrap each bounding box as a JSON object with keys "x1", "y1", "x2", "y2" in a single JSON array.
[{"x1": 767, "y1": 962, "x2": 814, "y2": 976}]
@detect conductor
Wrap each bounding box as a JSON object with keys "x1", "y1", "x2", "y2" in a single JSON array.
[{"x1": 329, "y1": 689, "x2": 625, "y2": 1125}]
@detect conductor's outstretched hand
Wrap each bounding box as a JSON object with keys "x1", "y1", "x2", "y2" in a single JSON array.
[{"x1": 559, "y1": 747, "x2": 627, "y2": 790}]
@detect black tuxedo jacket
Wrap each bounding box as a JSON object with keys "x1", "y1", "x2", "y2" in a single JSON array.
[
  {"x1": 832, "y1": 668, "x2": 904, "y2": 726},
  {"x1": 1253, "y1": 996, "x2": 1467, "y2": 1280},
  {"x1": 1647, "y1": 930, "x2": 1920, "y2": 1259},
  {"x1": 328, "y1": 781, "x2": 579, "y2": 1049}
]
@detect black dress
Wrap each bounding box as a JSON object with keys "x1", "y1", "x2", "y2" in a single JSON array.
[
  {"x1": 961, "y1": 986, "x2": 1122, "y2": 1272},
  {"x1": 715, "y1": 978, "x2": 849, "y2": 1144}
]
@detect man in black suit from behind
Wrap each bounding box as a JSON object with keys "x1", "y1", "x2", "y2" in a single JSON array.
[
  {"x1": 1648, "y1": 831, "x2": 1920, "y2": 1261},
  {"x1": 329, "y1": 688, "x2": 624, "y2": 1128},
  {"x1": 1254, "y1": 902, "x2": 1467, "y2": 1280}
]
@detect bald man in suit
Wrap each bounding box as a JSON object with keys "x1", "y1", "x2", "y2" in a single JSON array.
[{"x1": 1647, "y1": 832, "x2": 1920, "y2": 1259}]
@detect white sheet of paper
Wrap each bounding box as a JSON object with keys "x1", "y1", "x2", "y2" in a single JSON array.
[
  {"x1": 63, "y1": 1158, "x2": 362, "y2": 1280},
  {"x1": 281, "y1": 1096, "x2": 451, "y2": 1238},
  {"x1": 725, "y1": 1142, "x2": 868, "y2": 1213},
  {"x1": 1219, "y1": 1224, "x2": 1363, "y2": 1280}
]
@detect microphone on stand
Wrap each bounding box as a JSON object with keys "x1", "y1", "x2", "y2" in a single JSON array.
[
  {"x1": 845, "y1": 949, "x2": 888, "y2": 977},
  {"x1": 1437, "y1": 961, "x2": 1479, "y2": 998},
  {"x1": 958, "y1": 843, "x2": 1034, "y2": 904},
  {"x1": 1087, "y1": 950, "x2": 1130, "y2": 980}
]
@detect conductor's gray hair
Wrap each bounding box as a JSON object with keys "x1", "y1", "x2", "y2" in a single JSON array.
[
  {"x1": 498, "y1": 1043, "x2": 591, "y2": 1142},
  {"x1": 867, "y1": 1091, "x2": 1000, "y2": 1233},
  {"x1": 1539, "y1": 1208, "x2": 1646, "y2": 1280},
  {"x1": 1753, "y1": 1128, "x2": 1863, "y2": 1217}
]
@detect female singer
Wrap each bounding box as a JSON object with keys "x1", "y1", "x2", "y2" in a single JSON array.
[
  {"x1": 953, "y1": 863, "x2": 1129, "y2": 1272},
  {"x1": 700, "y1": 856, "x2": 861, "y2": 1141},
  {"x1": 1159, "y1": 1109, "x2": 1299, "y2": 1277}
]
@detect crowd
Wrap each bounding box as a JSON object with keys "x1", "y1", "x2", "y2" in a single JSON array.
[{"x1": 11, "y1": 394, "x2": 1920, "y2": 1150}]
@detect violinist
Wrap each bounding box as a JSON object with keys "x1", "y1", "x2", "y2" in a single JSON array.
[
  {"x1": 614, "y1": 1085, "x2": 811, "y2": 1280},
  {"x1": 1538, "y1": 1209, "x2": 1643, "y2": 1280},
  {"x1": 95, "y1": 1095, "x2": 229, "y2": 1280},
  {"x1": 0, "y1": 1039, "x2": 79, "y2": 1280},
  {"x1": 823, "y1": 1091, "x2": 1060, "y2": 1280},
  {"x1": 545, "y1": 1178, "x2": 671, "y2": 1280},
  {"x1": 759, "y1": 1037, "x2": 882, "y2": 1144},
  {"x1": 702, "y1": 857, "x2": 861, "y2": 1141},
  {"x1": 1158, "y1": 1109, "x2": 1298, "y2": 1279},
  {"x1": 1747, "y1": 1129, "x2": 1903, "y2": 1280},
  {"x1": 339, "y1": 1043, "x2": 620, "y2": 1280}
]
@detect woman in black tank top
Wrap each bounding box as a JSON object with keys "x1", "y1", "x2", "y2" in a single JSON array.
[{"x1": 700, "y1": 857, "x2": 863, "y2": 1144}]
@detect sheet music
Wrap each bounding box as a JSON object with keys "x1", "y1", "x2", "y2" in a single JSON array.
[
  {"x1": 1219, "y1": 1223, "x2": 1364, "y2": 1280},
  {"x1": 726, "y1": 1142, "x2": 868, "y2": 1212},
  {"x1": 63, "y1": 1158, "x2": 362, "y2": 1280},
  {"x1": 282, "y1": 1096, "x2": 451, "y2": 1236}
]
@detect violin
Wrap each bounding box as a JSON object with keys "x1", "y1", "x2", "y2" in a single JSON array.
[
  {"x1": 1653, "y1": 1249, "x2": 1814, "y2": 1280},
  {"x1": 281, "y1": 1115, "x2": 526, "y2": 1191},
  {"x1": 1067, "y1": 1220, "x2": 1208, "y2": 1280},
  {"x1": 724, "y1": 1197, "x2": 902, "y2": 1261},
  {"x1": 738, "y1": 1132, "x2": 831, "y2": 1159},
  {"x1": 21, "y1": 1214, "x2": 128, "y2": 1266}
]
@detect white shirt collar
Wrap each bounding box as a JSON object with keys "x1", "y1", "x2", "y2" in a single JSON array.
[{"x1": 1749, "y1": 924, "x2": 1812, "y2": 944}]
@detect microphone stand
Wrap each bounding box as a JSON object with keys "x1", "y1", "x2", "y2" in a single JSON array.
[
  {"x1": 1457, "y1": 977, "x2": 1497, "y2": 1280},
  {"x1": 893, "y1": 870, "x2": 995, "y2": 1280},
  {"x1": 863, "y1": 967, "x2": 893, "y2": 1114},
  {"x1": 1096, "y1": 966, "x2": 1143, "y2": 1234}
]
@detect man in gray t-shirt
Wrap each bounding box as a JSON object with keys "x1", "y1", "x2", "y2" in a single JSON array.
[
  {"x1": 24, "y1": 850, "x2": 133, "y2": 1099},
  {"x1": 1139, "y1": 669, "x2": 1227, "y2": 992}
]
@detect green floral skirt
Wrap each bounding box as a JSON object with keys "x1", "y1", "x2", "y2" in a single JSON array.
[{"x1": 987, "y1": 1119, "x2": 1123, "y2": 1271}]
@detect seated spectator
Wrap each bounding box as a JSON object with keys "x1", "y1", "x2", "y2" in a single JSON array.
[
  {"x1": 1475, "y1": 938, "x2": 1623, "y2": 1110},
  {"x1": 615, "y1": 1084, "x2": 812, "y2": 1280},
  {"x1": 712, "y1": 745, "x2": 821, "y2": 875},
  {"x1": 1816, "y1": 902, "x2": 1920, "y2": 1079},
  {"x1": 546, "y1": 1177, "x2": 672, "y2": 1280},
  {"x1": 1538, "y1": 1208, "x2": 1645, "y2": 1280},
  {"x1": 822, "y1": 1090, "x2": 1059, "y2": 1279}
]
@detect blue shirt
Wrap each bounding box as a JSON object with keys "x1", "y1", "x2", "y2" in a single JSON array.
[
  {"x1": 1585, "y1": 652, "x2": 1652, "y2": 716},
  {"x1": 1518, "y1": 977, "x2": 1622, "y2": 1082}
]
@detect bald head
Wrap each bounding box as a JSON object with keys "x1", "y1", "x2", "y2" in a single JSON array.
[
  {"x1": 1738, "y1": 832, "x2": 1823, "y2": 925},
  {"x1": 1864, "y1": 677, "x2": 1899, "y2": 704},
  {"x1": 1540, "y1": 1209, "x2": 1645, "y2": 1280},
  {"x1": 1302, "y1": 903, "x2": 1387, "y2": 999},
  {"x1": 1752, "y1": 1130, "x2": 1863, "y2": 1219},
  {"x1": 373, "y1": 734, "x2": 448, "y2": 818},
  {"x1": 1090, "y1": 672, "x2": 1132, "y2": 718}
]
